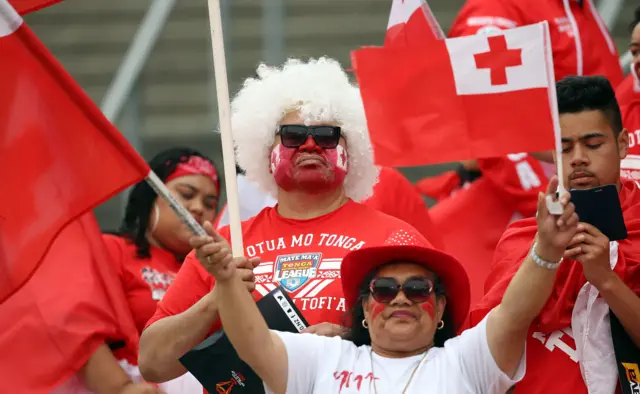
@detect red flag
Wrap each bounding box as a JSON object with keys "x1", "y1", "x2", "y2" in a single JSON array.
[
  {"x1": 0, "y1": 214, "x2": 140, "y2": 393},
  {"x1": 8, "y1": 0, "x2": 62, "y2": 15},
  {"x1": 0, "y1": 1, "x2": 149, "y2": 301},
  {"x1": 353, "y1": 22, "x2": 558, "y2": 167},
  {"x1": 385, "y1": 0, "x2": 444, "y2": 47}
]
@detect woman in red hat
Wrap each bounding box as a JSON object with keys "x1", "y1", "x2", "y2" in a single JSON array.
[{"x1": 205, "y1": 176, "x2": 578, "y2": 393}]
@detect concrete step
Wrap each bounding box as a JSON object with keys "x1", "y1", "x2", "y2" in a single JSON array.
[{"x1": 142, "y1": 111, "x2": 215, "y2": 137}]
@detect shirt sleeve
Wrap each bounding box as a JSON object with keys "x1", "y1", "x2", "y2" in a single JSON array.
[
  {"x1": 444, "y1": 311, "x2": 526, "y2": 393},
  {"x1": 264, "y1": 331, "x2": 342, "y2": 394},
  {"x1": 144, "y1": 250, "x2": 214, "y2": 330},
  {"x1": 448, "y1": 0, "x2": 520, "y2": 38}
]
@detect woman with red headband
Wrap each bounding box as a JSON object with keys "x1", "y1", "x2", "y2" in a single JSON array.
[{"x1": 93, "y1": 147, "x2": 219, "y2": 392}]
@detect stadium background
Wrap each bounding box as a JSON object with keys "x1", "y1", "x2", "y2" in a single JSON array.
[{"x1": 23, "y1": 0, "x2": 637, "y2": 231}]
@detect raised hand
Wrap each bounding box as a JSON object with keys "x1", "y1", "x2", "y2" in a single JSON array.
[
  {"x1": 535, "y1": 176, "x2": 580, "y2": 262},
  {"x1": 189, "y1": 221, "x2": 260, "y2": 286},
  {"x1": 564, "y1": 222, "x2": 614, "y2": 288}
]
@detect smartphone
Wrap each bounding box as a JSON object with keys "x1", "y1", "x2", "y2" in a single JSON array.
[{"x1": 569, "y1": 184, "x2": 627, "y2": 241}]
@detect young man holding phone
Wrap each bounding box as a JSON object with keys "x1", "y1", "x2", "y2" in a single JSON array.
[{"x1": 469, "y1": 76, "x2": 640, "y2": 394}]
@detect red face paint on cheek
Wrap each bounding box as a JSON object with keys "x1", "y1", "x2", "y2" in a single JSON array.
[
  {"x1": 270, "y1": 142, "x2": 348, "y2": 192},
  {"x1": 419, "y1": 298, "x2": 436, "y2": 320},
  {"x1": 370, "y1": 300, "x2": 386, "y2": 321},
  {"x1": 270, "y1": 144, "x2": 297, "y2": 191}
]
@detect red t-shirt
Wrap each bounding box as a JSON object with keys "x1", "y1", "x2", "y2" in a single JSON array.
[
  {"x1": 364, "y1": 167, "x2": 444, "y2": 249},
  {"x1": 617, "y1": 74, "x2": 640, "y2": 181},
  {"x1": 146, "y1": 200, "x2": 426, "y2": 332},
  {"x1": 103, "y1": 234, "x2": 182, "y2": 362}
]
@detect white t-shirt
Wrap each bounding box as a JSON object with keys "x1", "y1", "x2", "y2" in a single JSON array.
[{"x1": 266, "y1": 315, "x2": 525, "y2": 394}]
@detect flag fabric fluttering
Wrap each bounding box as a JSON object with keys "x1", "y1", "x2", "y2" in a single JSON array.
[
  {"x1": 385, "y1": 0, "x2": 444, "y2": 47},
  {"x1": 0, "y1": 214, "x2": 141, "y2": 393},
  {"x1": 0, "y1": 0, "x2": 149, "y2": 302},
  {"x1": 0, "y1": 2, "x2": 148, "y2": 390},
  {"x1": 353, "y1": 22, "x2": 558, "y2": 167},
  {"x1": 8, "y1": 0, "x2": 62, "y2": 15}
]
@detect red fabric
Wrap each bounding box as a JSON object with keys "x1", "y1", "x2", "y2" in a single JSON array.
[
  {"x1": 616, "y1": 72, "x2": 637, "y2": 107},
  {"x1": 478, "y1": 154, "x2": 554, "y2": 217},
  {"x1": 617, "y1": 73, "x2": 640, "y2": 181},
  {"x1": 430, "y1": 177, "x2": 517, "y2": 306},
  {"x1": 0, "y1": 215, "x2": 140, "y2": 393},
  {"x1": 385, "y1": 0, "x2": 441, "y2": 47},
  {"x1": 415, "y1": 171, "x2": 462, "y2": 202},
  {"x1": 164, "y1": 155, "x2": 220, "y2": 193},
  {"x1": 445, "y1": 0, "x2": 624, "y2": 219},
  {"x1": 0, "y1": 13, "x2": 149, "y2": 302},
  {"x1": 352, "y1": 34, "x2": 555, "y2": 167},
  {"x1": 449, "y1": 0, "x2": 623, "y2": 86},
  {"x1": 146, "y1": 201, "x2": 423, "y2": 333},
  {"x1": 102, "y1": 235, "x2": 181, "y2": 362},
  {"x1": 363, "y1": 167, "x2": 444, "y2": 249},
  {"x1": 468, "y1": 180, "x2": 640, "y2": 394},
  {"x1": 0, "y1": 11, "x2": 148, "y2": 392},
  {"x1": 8, "y1": 0, "x2": 62, "y2": 15}
]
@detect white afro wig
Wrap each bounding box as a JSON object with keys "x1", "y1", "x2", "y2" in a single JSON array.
[{"x1": 231, "y1": 57, "x2": 379, "y2": 202}]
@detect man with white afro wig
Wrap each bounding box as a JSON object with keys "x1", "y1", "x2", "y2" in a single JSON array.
[
  {"x1": 232, "y1": 57, "x2": 378, "y2": 202},
  {"x1": 139, "y1": 58, "x2": 428, "y2": 386}
]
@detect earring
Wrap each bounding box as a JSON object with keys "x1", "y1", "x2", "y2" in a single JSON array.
[
  {"x1": 362, "y1": 319, "x2": 368, "y2": 329},
  {"x1": 437, "y1": 320, "x2": 445, "y2": 330}
]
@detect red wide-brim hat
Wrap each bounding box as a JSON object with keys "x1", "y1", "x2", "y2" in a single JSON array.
[{"x1": 341, "y1": 244, "x2": 471, "y2": 332}]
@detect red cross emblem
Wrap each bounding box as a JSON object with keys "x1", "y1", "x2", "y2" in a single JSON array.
[{"x1": 473, "y1": 35, "x2": 523, "y2": 86}]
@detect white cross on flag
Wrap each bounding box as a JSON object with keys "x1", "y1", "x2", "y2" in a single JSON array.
[
  {"x1": 385, "y1": 0, "x2": 444, "y2": 46},
  {"x1": 353, "y1": 22, "x2": 560, "y2": 167}
]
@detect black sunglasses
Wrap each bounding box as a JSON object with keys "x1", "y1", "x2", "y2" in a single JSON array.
[
  {"x1": 277, "y1": 124, "x2": 342, "y2": 149},
  {"x1": 369, "y1": 276, "x2": 434, "y2": 304}
]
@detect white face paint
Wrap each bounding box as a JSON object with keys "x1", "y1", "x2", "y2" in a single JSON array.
[
  {"x1": 336, "y1": 145, "x2": 348, "y2": 171},
  {"x1": 270, "y1": 144, "x2": 282, "y2": 173}
]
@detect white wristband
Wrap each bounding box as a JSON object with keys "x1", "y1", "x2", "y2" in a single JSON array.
[{"x1": 531, "y1": 242, "x2": 563, "y2": 270}]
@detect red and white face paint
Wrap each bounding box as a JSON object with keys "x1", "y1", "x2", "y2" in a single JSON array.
[
  {"x1": 419, "y1": 297, "x2": 437, "y2": 320},
  {"x1": 269, "y1": 139, "x2": 348, "y2": 192},
  {"x1": 369, "y1": 295, "x2": 437, "y2": 323}
]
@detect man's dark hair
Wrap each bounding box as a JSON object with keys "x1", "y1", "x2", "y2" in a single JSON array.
[
  {"x1": 630, "y1": 6, "x2": 640, "y2": 33},
  {"x1": 117, "y1": 147, "x2": 216, "y2": 258},
  {"x1": 343, "y1": 263, "x2": 455, "y2": 348},
  {"x1": 556, "y1": 75, "x2": 623, "y2": 136}
]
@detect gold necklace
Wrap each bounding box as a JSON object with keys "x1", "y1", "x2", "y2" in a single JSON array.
[{"x1": 369, "y1": 348, "x2": 429, "y2": 394}]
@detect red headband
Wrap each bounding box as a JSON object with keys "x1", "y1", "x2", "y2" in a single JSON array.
[{"x1": 165, "y1": 156, "x2": 219, "y2": 192}]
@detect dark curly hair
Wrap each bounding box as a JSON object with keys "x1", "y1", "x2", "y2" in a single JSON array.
[
  {"x1": 117, "y1": 147, "x2": 217, "y2": 258},
  {"x1": 343, "y1": 263, "x2": 455, "y2": 348},
  {"x1": 556, "y1": 75, "x2": 622, "y2": 137}
]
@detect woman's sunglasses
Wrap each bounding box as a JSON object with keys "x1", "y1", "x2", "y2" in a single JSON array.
[
  {"x1": 277, "y1": 124, "x2": 342, "y2": 149},
  {"x1": 369, "y1": 276, "x2": 434, "y2": 304}
]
